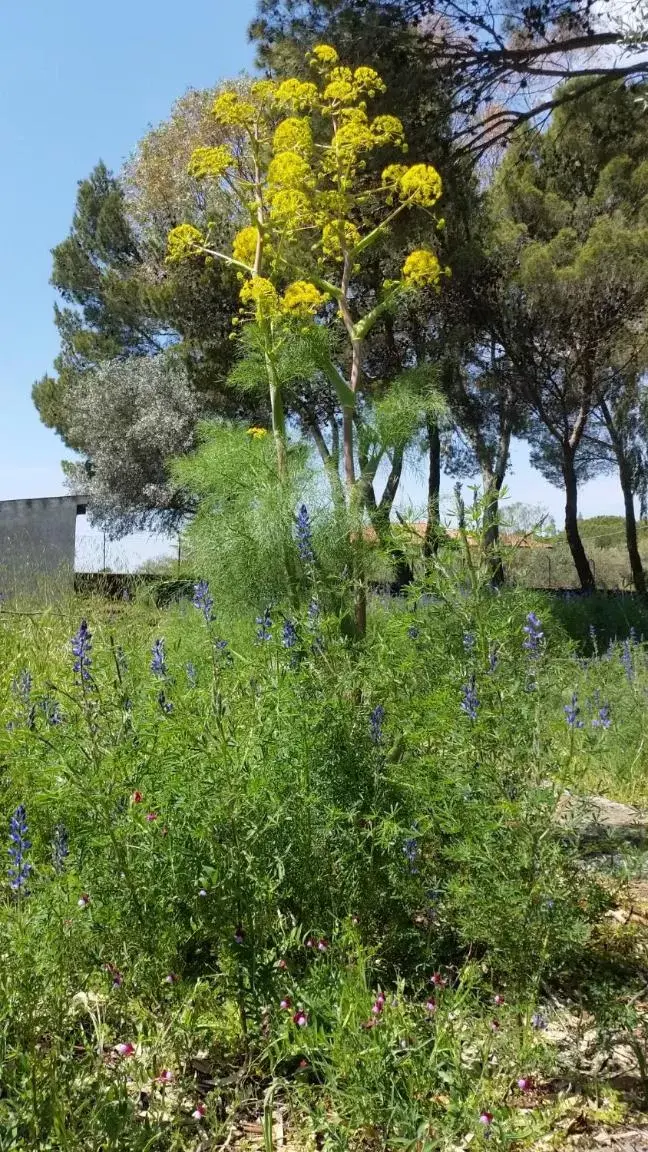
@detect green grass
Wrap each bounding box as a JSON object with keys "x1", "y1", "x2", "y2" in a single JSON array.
[{"x1": 0, "y1": 582, "x2": 647, "y2": 1149}]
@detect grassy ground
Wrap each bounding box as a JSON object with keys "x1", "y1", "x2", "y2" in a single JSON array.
[{"x1": 1, "y1": 583, "x2": 648, "y2": 1150}]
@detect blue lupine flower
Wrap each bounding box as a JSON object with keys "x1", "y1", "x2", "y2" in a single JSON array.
[
  {"x1": 40, "y1": 697, "x2": 62, "y2": 726},
  {"x1": 192, "y1": 580, "x2": 214, "y2": 623},
  {"x1": 255, "y1": 608, "x2": 272, "y2": 643},
  {"x1": 523, "y1": 612, "x2": 544, "y2": 657},
  {"x1": 11, "y1": 669, "x2": 32, "y2": 703},
  {"x1": 8, "y1": 806, "x2": 31, "y2": 894},
  {"x1": 52, "y1": 824, "x2": 69, "y2": 873},
  {"x1": 564, "y1": 693, "x2": 584, "y2": 729},
  {"x1": 151, "y1": 638, "x2": 167, "y2": 678},
  {"x1": 530, "y1": 1013, "x2": 547, "y2": 1030},
  {"x1": 370, "y1": 705, "x2": 385, "y2": 745},
  {"x1": 461, "y1": 674, "x2": 479, "y2": 720},
  {"x1": 186, "y1": 662, "x2": 197, "y2": 686},
  {"x1": 307, "y1": 598, "x2": 320, "y2": 626},
  {"x1": 402, "y1": 837, "x2": 419, "y2": 874},
  {"x1": 408, "y1": 625, "x2": 419, "y2": 639},
  {"x1": 463, "y1": 632, "x2": 476, "y2": 655},
  {"x1": 157, "y1": 690, "x2": 173, "y2": 715},
  {"x1": 621, "y1": 640, "x2": 634, "y2": 682},
  {"x1": 630, "y1": 626, "x2": 638, "y2": 646},
  {"x1": 282, "y1": 619, "x2": 298, "y2": 649},
  {"x1": 71, "y1": 620, "x2": 93, "y2": 683},
  {"x1": 592, "y1": 702, "x2": 611, "y2": 729},
  {"x1": 295, "y1": 504, "x2": 314, "y2": 563}
]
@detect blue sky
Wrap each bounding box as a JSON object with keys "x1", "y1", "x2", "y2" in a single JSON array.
[{"x1": 0, "y1": 0, "x2": 623, "y2": 567}]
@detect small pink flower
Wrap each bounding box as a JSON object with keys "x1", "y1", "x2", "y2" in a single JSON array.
[
  {"x1": 293, "y1": 1010, "x2": 308, "y2": 1027},
  {"x1": 351, "y1": 914, "x2": 360, "y2": 925},
  {"x1": 425, "y1": 999, "x2": 437, "y2": 1013},
  {"x1": 157, "y1": 1069, "x2": 174, "y2": 1085},
  {"x1": 115, "y1": 1042, "x2": 135, "y2": 1057},
  {"x1": 490, "y1": 1019, "x2": 500, "y2": 1031},
  {"x1": 234, "y1": 926, "x2": 245, "y2": 944},
  {"x1": 305, "y1": 937, "x2": 315, "y2": 949},
  {"x1": 77, "y1": 894, "x2": 90, "y2": 908},
  {"x1": 104, "y1": 963, "x2": 123, "y2": 988},
  {"x1": 280, "y1": 997, "x2": 292, "y2": 1010},
  {"x1": 317, "y1": 938, "x2": 328, "y2": 952},
  {"x1": 145, "y1": 812, "x2": 158, "y2": 822},
  {"x1": 430, "y1": 972, "x2": 446, "y2": 988},
  {"x1": 131, "y1": 790, "x2": 143, "y2": 804},
  {"x1": 479, "y1": 1112, "x2": 493, "y2": 1126},
  {"x1": 198, "y1": 888, "x2": 208, "y2": 897},
  {"x1": 517, "y1": 1076, "x2": 533, "y2": 1092},
  {"x1": 371, "y1": 1001, "x2": 383, "y2": 1016},
  {"x1": 494, "y1": 994, "x2": 505, "y2": 1007},
  {"x1": 277, "y1": 958, "x2": 288, "y2": 970},
  {"x1": 375, "y1": 993, "x2": 385, "y2": 1008},
  {"x1": 298, "y1": 1058, "x2": 308, "y2": 1069},
  {"x1": 164, "y1": 973, "x2": 179, "y2": 984},
  {"x1": 192, "y1": 1103, "x2": 206, "y2": 1120}
]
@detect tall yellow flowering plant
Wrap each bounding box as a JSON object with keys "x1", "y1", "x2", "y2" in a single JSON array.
[{"x1": 167, "y1": 45, "x2": 447, "y2": 632}]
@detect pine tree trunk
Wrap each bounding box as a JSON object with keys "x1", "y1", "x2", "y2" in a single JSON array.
[
  {"x1": 562, "y1": 453, "x2": 595, "y2": 591},
  {"x1": 423, "y1": 419, "x2": 441, "y2": 559},
  {"x1": 481, "y1": 469, "x2": 505, "y2": 587},
  {"x1": 619, "y1": 459, "x2": 647, "y2": 595}
]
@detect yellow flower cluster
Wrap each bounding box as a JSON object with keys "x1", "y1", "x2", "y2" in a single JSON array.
[
  {"x1": 239, "y1": 276, "x2": 280, "y2": 319},
  {"x1": 323, "y1": 78, "x2": 357, "y2": 104},
  {"x1": 268, "y1": 151, "x2": 314, "y2": 191},
  {"x1": 166, "y1": 224, "x2": 204, "y2": 263},
  {"x1": 282, "y1": 280, "x2": 325, "y2": 316},
  {"x1": 232, "y1": 226, "x2": 259, "y2": 267},
  {"x1": 353, "y1": 66, "x2": 387, "y2": 96},
  {"x1": 212, "y1": 90, "x2": 255, "y2": 127},
  {"x1": 321, "y1": 219, "x2": 362, "y2": 260},
  {"x1": 269, "y1": 188, "x2": 311, "y2": 225},
  {"x1": 370, "y1": 115, "x2": 405, "y2": 148},
  {"x1": 273, "y1": 117, "x2": 313, "y2": 158},
  {"x1": 309, "y1": 44, "x2": 339, "y2": 66},
  {"x1": 402, "y1": 249, "x2": 442, "y2": 288},
  {"x1": 187, "y1": 145, "x2": 233, "y2": 181},
  {"x1": 398, "y1": 164, "x2": 443, "y2": 207},
  {"x1": 246, "y1": 426, "x2": 268, "y2": 439},
  {"x1": 275, "y1": 78, "x2": 319, "y2": 112}
]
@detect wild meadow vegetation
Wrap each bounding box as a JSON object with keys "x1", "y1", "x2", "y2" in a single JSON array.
[
  {"x1": 13, "y1": 0, "x2": 648, "y2": 1145},
  {"x1": 3, "y1": 535, "x2": 648, "y2": 1149}
]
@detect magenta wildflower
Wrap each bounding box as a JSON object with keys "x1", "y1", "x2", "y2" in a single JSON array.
[
  {"x1": 280, "y1": 997, "x2": 292, "y2": 1010},
  {"x1": 425, "y1": 999, "x2": 437, "y2": 1014},
  {"x1": 131, "y1": 790, "x2": 143, "y2": 804},
  {"x1": 517, "y1": 1076, "x2": 533, "y2": 1092},
  {"x1": 293, "y1": 1010, "x2": 308, "y2": 1027},
  {"x1": 77, "y1": 893, "x2": 90, "y2": 908},
  {"x1": 157, "y1": 1069, "x2": 175, "y2": 1085},
  {"x1": 145, "y1": 812, "x2": 158, "y2": 822},
  {"x1": 479, "y1": 1112, "x2": 493, "y2": 1126},
  {"x1": 490, "y1": 1019, "x2": 500, "y2": 1031},
  {"x1": 317, "y1": 938, "x2": 329, "y2": 953},
  {"x1": 164, "y1": 973, "x2": 179, "y2": 984},
  {"x1": 305, "y1": 937, "x2": 315, "y2": 949},
  {"x1": 234, "y1": 925, "x2": 245, "y2": 944},
  {"x1": 115, "y1": 1042, "x2": 135, "y2": 1057},
  {"x1": 192, "y1": 1103, "x2": 206, "y2": 1120},
  {"x1": 430, "y1": 972, "x2": 446, "y2": 988},
  {"x1": 493, "y1": 994, "x2": 505, "y2": 1006}
]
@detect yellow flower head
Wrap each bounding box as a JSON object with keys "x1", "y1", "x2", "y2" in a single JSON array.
[
  {"x1": 268, "y1": 151, "x2": 314, "y2": 190},
  {"x1": 246, "y1": 426, "x2": 269, "y2": 439},
  {"x1": 187, "y1": 145, "x2": 233, "y2": 181},
  {"x1": 273, "y1": 117, "x2": 313, "y2": 157},
  {"x1": 269, "y1": 188, "x2": 312, "y2": 225},
  {"x1": 333, "y1": 119, "x2": 376, "y2": 160},
  {"x1": 250, "y1": 79, "x2": 278, "y2": 103},
  {"x1": 398, "y1": 163, "x2": 443, "y2": 207},
  {"x1": 166, "y1": 224, "x2": 205, "y2": 263},
  {"x1": 321, "y1": 219, "x2": 362, "y2": 260},
  {"x1": 371, "y1": 115, "x2": 405, "y2": 148},
  {"x1": 381, "y1": 163, "x2": 409, "y2": 186},
  {"x1": 212, "y1": 90, "x2": 255, "y2": 127},
  {"x1": 309, "y1": 44, "x2": 339, "y2": 67},
  {"x1": 275, "y1": 78, "x2": 319, "y2": 112},
  {"x1": 353, "y1": 66, "x2": 387, "y2": 96},
  {"x1": 282, "y1": 280, "x2": 325, "y2": 317},
  {"x1": 239, "y1": 276, "x2": 280, "y2": 318},
  {"x1": 232, "y1": 226, "x2": 259, "y2": 267},
  {"x1": 323, "y1": 79, "x2": 356, "y2": 104},
  {"x1": 402, "y1": 249, "x2": 442, "y2": 288}
]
